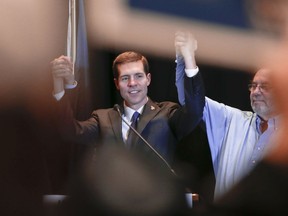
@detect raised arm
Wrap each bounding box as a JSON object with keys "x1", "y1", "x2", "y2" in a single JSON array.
[
  {"x1": 175, "y1": 31, "x2": 199, "y2": 106},
  {"x1": 172, "y1": 31, "x2": 205, "y2": 138}
]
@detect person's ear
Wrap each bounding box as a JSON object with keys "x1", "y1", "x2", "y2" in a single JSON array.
[
  {"x1": 146, "y1": 73, "x2": 151, "y2": 86},
  {"x1": 114, "y1": 78, "x2": 120, "y2": 90}
]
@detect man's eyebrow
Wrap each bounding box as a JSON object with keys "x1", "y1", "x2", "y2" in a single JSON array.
[
  {"x1": 119, "y1": 72, "x2": 144, "y2": 77},
  {"x1": 251, "y1": 82, "x2": 269, "y2": 85},
  {"x1": 119, "y1": 74, "x2": 129, "y2": 78}
]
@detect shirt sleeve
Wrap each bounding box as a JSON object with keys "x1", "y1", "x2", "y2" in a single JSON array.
[
  {"x1": 53, "y1": 90, "x2": 65, "y2": 101},
  {"x1": 53, "y1": 81, "x2": 78, "y2": 101}
]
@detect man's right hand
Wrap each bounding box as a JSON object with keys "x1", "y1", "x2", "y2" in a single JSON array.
[{"x1": 51, "y1": 55, "x2": 75, "y2": 94}]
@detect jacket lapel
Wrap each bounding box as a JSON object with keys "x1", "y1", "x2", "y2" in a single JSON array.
[
  {"x1": 137, "y1": 99, "x2": 160, "y2": 134},
  {"x1": 108, "y1": 100, "x2": 159, "y2": 145},
  {"x1": 109, "y1": 107, "x2": 124, "y2": 144}
]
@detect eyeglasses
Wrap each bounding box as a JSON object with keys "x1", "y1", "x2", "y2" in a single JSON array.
[{"x1": 248, "y1": 83, "x2": 271, "y2": 92}]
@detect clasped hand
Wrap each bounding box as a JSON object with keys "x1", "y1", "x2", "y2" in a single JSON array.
[{"x1": 51, "y1": 55, "x2": 75, "y2": 85}]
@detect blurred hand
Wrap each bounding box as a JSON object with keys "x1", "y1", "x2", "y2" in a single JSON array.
[
  {"x1": 175, "y1": 31, "x2": 197, "y2": 59},
  {"x1": 51, "y1": 55, "x2": 75, "y2": 85}
]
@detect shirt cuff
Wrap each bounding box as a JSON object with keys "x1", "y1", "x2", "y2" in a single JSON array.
[
  {"x1": 185, "y1": 67, "x2": 199, "y2": 78},
  {"x1": 53, "y1": 81, "x2": 77, "y2": 101},
  {"x1": 65, "y1": 80, "x2": 77, "y2": 89},
  {"x1": 53, "y1": 90, "x2": 65, "y2": 101}
]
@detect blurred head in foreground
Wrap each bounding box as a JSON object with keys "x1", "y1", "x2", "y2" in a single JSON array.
[
  {"x1": 66, "y1": 145, "x2": 189, "y2": 216},
  {"x1": 264, "y1": 44, "x2": 288, "y2": 165}
]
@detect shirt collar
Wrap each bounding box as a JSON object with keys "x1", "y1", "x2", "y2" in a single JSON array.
[
  {"x1": 256, "y1": 115, "x2": 281, "y2": 132},
  {"x1": 124, "y1": 103, "x2": 145, "y2": 121}
]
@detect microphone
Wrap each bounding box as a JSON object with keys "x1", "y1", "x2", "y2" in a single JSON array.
[{"x1": 113, "y1": 104, "x2": 177, "y2": 176}]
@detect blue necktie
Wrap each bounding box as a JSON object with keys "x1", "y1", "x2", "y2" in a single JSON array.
[{"x1": 127, "y1": 111, "x2": 140, "y2": 148}]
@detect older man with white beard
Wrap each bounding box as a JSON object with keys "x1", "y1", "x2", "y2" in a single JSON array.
[{"x1": 174, "y1": 31, "x2": 280, "y2": 200}]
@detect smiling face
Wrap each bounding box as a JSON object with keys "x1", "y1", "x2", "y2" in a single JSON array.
[
  {"x1": 250, "y1": 68, "x2": 275, "y2": 120},
  {"x1": 114, "y1": 60, "x2": 151, "y2": 110}
]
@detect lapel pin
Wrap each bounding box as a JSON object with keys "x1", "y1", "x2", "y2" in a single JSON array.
[{"x1": 151, "y1": 105, "x2": 155, "y2": 110}]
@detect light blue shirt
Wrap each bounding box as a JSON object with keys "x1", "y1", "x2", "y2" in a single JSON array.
[
  {"x1": 175, "y1": 56, "x2": 279, "y2": 199},
  {"x1": 203, "y1": 97, "x2": 278, "y2": 199}
]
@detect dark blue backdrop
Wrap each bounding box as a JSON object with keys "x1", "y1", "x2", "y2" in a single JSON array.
[{"x1": 128, "y1": 0, "x2": 251, "y2": 29}]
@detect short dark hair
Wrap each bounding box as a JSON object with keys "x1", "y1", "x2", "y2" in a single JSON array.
[{"x1": 112, "y1": 51, "x2": 149, "y2": 79}]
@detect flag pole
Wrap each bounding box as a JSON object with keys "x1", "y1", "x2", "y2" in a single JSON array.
[{"x1": 67, "y1": 0, "x2": 77, "y2": 74}]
